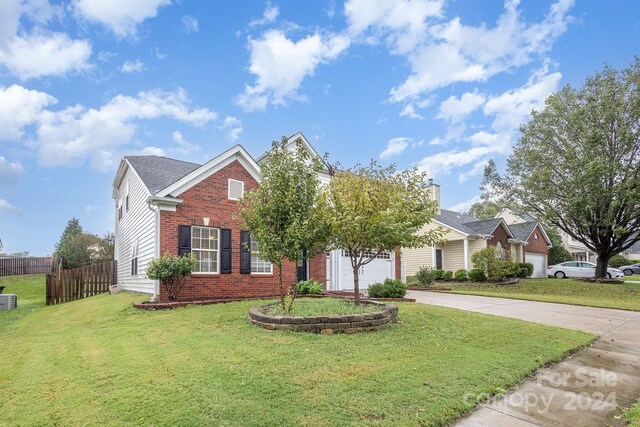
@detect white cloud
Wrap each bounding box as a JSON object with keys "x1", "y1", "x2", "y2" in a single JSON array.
[
  {"x1": 249, "y1": 5, "x2": 279, "y2": 27},
  {"x1": 457, "y1": 159, "x2": 488, "y2": 183},
  {"x1": 386, "y1": 0, "x2": 574, "y2": 102},
  {"x1": 484, "y1": 67, "x2": 561, "y2": 131},
  {"x1": 171, "y1": 130, "x2": 201, "y2": 155},
  {"x1": 437, "y1": 91, "x2": 486, "y2": 123},
  {"x1": 380, "y1": 137, "x2": 410, "y2": 159},
  {"x1": 72, "y1": 0, "x2": 171, "y2": 38},
  {"x1": 345, "y1": 0, "x2": 444, "y2": 54},
  {"x1": 181, "y1": 15, "x2": 199, "y2": 33},
  {"x1": 236, "y1": 30, "x2": 350, "y2": 111},
  {"x1": 448, "y1": 195, "x2": 481, "y2": 213},
  {"x1": 399, "y1": 104, "x2": 424, "y2": 120},
  {"x1": 0, "y1": 156, "x2": 24, "y2": 183},
  {"x1": 35, "y1": 88, "x2": 216, "y2": 170},
  {"x1": 219, "y1": 115, "x2": 243, "y2": 141},
  {"x1": 120, "y1": 59, "x2": 145, "y2": 73},
  {"x1": 139, "y1": 146, "x2": 164, "y2": 156},
  {"x1": 0, "y1": 199, "x2": 20, "y2": 215},
  {"x1": 0, "y1": 84, "x2": 57, "y2": 141}
]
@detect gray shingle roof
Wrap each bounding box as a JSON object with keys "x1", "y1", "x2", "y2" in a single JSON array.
[
  {"x1": 508, "y1": 221, "x2": 538, "y2": 242},
  {"x1": 436, "y1": 209, "x2": 482, "y2": 236},
  {"x1": 126, "y1": 156, "x2": 201, "y2": 194},
  {"x1": 463, "y1": 218, "x2": 504, "y2": 236}
]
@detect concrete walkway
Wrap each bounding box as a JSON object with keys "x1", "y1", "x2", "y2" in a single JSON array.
[{"x1": 407, "y1": 291, "x2": 640, "y2": 426}]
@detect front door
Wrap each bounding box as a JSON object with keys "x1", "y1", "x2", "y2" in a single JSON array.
[
  {"x1": 297, "y1": 250, "x2": 308, "y2": 282},
  {"x1": 435, "y1": 249, "x2": 443, "y2": 270}
]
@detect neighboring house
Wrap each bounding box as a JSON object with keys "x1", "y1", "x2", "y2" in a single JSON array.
[
  {"x1": 623, "y1": 241, "x2": 640, "y2": 261},
  {"x1": 403, "y1": 190, "x2": 552, "y2": 279},
  {"x1": 112, "y1": 132, "x2": 400, "y2": 300},
  {"x1": 559, "y1": 231, "x2": 598, "y2": 262}
]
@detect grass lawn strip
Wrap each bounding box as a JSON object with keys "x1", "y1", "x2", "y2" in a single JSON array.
[
  {"x1": 623, "y1": 399, "x2": 640, "y2": 426},
  {"x1": 441, "y1": 278, "x2": 640, "y2": 311},
  {"x1": 267, "y1": 298, "x2": 374, "y2": 316},
  {"x1": 0, "y1": 274, "x2": 46, "y2": 333},
  {"x1": 0, "y1": 278, "x2": 594, "y2": 427},
  {"x1": 624, "y1": 274, "x2": 640, "y2": 282}
]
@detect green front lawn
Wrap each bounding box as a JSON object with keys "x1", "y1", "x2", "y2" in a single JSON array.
[
  {"x1": 624, "y1": 400, "x2": 640, "y2": 426},
  {"x1": 443, "y1": 278, "x2": 640, "y2": 311},
  {"x1": 0, "y1": 278, "x2": 594, "y2": 427},
  {"x1": 0, "y1": 274, "x2": 46, "y2": 333},
  {"x1": 624, "y1": 274, "x2": 640, "y2": 282}
]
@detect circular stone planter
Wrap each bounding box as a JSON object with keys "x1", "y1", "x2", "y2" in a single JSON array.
[{"x1": 248, "y1": 300, "x2": 398, "y2": 334}]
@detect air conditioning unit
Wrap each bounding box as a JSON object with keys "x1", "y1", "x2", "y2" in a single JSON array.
[{"x1": 0, "y1": 294, "x2": 17, "y2": 310}]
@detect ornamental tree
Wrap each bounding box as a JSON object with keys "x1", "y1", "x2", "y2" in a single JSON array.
[
  {"x1": 317, "y1": 162, "x2": 443, "y2": 305},
  {"x1": 147, "y1": 252, "x2": 197, "y2": 301},
  {"x1": 237, "y1": 137, "x2": 328, "y2": 311},
  {"x1": 484, "y1": 59, "x2": 640, "y2": 277}
]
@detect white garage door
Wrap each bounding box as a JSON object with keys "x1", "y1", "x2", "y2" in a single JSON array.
[
  {"x1": 525, "y1": 253, "x2": 547, "y2": 278},
  {"x1": 338, "y1": 251, "x2": 394, "y2": 290}
]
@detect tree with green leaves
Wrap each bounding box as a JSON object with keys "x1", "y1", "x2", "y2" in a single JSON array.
[
  {"x1": 93, "y1": 232, "x2": 115, "y2": 262},
  {"x1": 484, "y1": 59, "x2": 640, "y2": 277},
  {"x1": 317, "y1": 162, "x2": 443, "y2": 305},
  {"x1": 53, "y1": 218, "x2": 85, "y2": 268},
  {"x1": 467, "y1": 199, "x2": 506, "y2": 220},
  {"x1": 546, "y1": 227, "x2": 573, "y2": 265},
  {"x1": 237, "y1": 137, "x2": 328, "y2": 310}
]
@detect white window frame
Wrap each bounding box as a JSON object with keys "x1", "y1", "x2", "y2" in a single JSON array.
[
  {"x1": 191, "y1": 226, "x2": 220, "y2": 274},
  {"x1": 130, "y1": 239, "x2": 139, "y2": 276},
  {"x1": 250, "y1": 239, "x2": 273, "y2": 274},
  {"x1": 228, "y1": 179, "x2": 245, "y2": 201}
]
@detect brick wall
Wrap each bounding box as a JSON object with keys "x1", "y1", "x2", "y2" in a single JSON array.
[
  {"x1": 488, "y1": 222, "x2": 512, "y2": 255},
  {"x1": 525, "y1": 224, "x2": 550, "y2": 255},
  {"x1": 309, "y1": 252, "x2": 327, "y2": 288},
  {"x1": 159, "y1": 160, "x2": 297, "y2": 300}
]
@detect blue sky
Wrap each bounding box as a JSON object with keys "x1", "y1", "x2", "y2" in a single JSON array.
[{"x1": 0, "y1": 0, "x2": 638, "y2": 256}]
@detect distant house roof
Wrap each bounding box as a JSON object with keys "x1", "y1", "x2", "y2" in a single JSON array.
[
  {"x1": 508, "y1": 221, "x2": 538, "y2": 242},
  {"x1": 125, "y1": 156, "x2": 201, "y2": 194},
  {"x1": 463, "y1": 218, "x2": 506, "y2": 236},
  {"x1": 436, "y1": 209, "x2": 483, "y2": 236}
]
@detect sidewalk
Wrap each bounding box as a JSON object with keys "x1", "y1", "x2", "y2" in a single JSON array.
[{"x1": 407, "y1": 291, "x2": 640, "y2": 426}]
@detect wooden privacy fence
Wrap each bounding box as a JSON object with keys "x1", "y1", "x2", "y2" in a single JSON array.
[
  {"x1": 46, "y1": 260, "x2": 117, "y2": 305},
  {"x1": 0, "y1": 256, "x2": 60, "y2": 276}
]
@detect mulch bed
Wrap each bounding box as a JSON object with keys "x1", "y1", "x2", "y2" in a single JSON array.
[
  {"x1": 407, "y1": 286, "x2": 452, "y2": 291},
  {"x1": 409, "y1": 278, "x2": 520, "y2": 290},
  {"x1": 578, "y1": 278, "x2": 625, "y2": 285}
]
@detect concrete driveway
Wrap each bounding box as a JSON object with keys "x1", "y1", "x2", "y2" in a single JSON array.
[{"x1": 407, "y1": 291, "x2": 640, "y2": 426}]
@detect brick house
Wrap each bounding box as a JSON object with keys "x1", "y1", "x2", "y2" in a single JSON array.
[
  {"x1": 403, "y1": 185, "x2": 552, "y2": 278},
  {"x1": 112, "y1": 132, "x2": 401, "y2": 300}
]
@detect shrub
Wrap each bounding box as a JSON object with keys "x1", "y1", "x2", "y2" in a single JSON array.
[
  {"x1": 454, "y1": 269, "x2": 468, "y2": 281},
  {"x1": 513, "y1": 262, "x2": 534, "y2": 278},
  {"x1": 147, "y1": 252, "x2": 197, "y2": 300},
  {"x1": 415, "y1": 266, "x2": 436, "y2": 287},
  {"x1": 432, "y1": 269, "x2": 445, "y2": 280},
  {"x1": 296, "y1": 279, "x2": 324, "y2": 295},
  {"x1": 471, "y1": 246, "x2": 515, "y2": 280},
  {"x1": 609, "y1": 254, "x2": 631, "y2": 269},
  {"x1": 442, "y1": 271, "x2": 453, "y2": 281},
  {"x1": 468, "y1": 268, "x2": 487, "y2": 282},
  {"x1": 368, "y1": 278, "x2": 407, "y2": 298}
]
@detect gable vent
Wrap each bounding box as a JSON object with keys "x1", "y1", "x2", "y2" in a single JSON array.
[
  {"x1": 228, "y1": 179, "x2": 245, "y2": 200},
  {"x1": 0, "y1": 294, "x2": 17, "y2": 310}
]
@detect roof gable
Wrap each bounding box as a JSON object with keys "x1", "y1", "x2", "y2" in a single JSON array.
[{"x1": 156, "y1": 145, "x2": 261, "y2": 197}]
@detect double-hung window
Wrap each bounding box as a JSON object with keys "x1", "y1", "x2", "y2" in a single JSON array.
[
  {"x1": 250, "y1": 240, "x2": 272, "y2": 274},
  {"x1": 192, "y1": 226, "x2": 219, "y2": 273}
]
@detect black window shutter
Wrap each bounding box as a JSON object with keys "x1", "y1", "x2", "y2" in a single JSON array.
[
  {"x1": 240, "y1": 231, "x2": 251, "y2": 274},
  {"x1": 220, "y1": 228, "x2": 232, "y2": 274},
  {"x1": 178, "y1": 225, "x2": 191, "y2": 256}
]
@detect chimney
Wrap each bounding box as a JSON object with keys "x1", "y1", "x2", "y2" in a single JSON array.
[{"x1": 427, "y1": 179, "x2": 441, "y2": 215}]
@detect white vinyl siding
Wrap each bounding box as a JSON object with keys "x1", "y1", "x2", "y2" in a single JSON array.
[
  {"x1": 192, "y1": 226, "x2": 219, "y2": 274},
  {"x1": 115, "y1": 164, "x2": 157, "y2": 294},
  {"x1": 250, "y1": 240, "x2": 272, "y2": 274},
  {"x1": 442, "y1": 240, "x2": 466, "y2": 272},
  {"x1": 402, "y1": 222, "x2": 465, "y2": 276}
]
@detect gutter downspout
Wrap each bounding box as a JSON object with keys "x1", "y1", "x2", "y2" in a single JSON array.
[{"x1": 147, "y1": 200, "x2": 160, "y2": 301}]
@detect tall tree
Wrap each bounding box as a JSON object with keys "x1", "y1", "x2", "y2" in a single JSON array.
[
  {"x1": 318, "y1": 162, "x2": 443, "y2": 304},
  {"x1": 485, "y1": 59, "x2": 640, "y2": 277},
  {"x1": 237, "y1": 137, "x2": 328, "y2": 310},
  {"x1": 93, "y1": 232, "x2": 115, "y2": 261},
  {"x1": 546, "y1": 227, "x2": 574, "y2": 265},
  {"x1": 53, "y1": 218, "x2": 84, "y2": 268},
  {"x1": 467, "y1": 199, "x2": 506, "y2": 220}
]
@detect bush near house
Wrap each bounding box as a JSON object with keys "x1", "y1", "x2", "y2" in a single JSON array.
[
  {"x1": 468, "y1": 268, "x2": 488, "y2": 282},
  {"x1": 432, "y1": 269, "x2": 445, "y2": 280},
  {"x1": 471, "y1": 246, "x2": 514, "y2": 280},
  {"x1": 454, "y1": 269, "x2": 468, "y2": 281},
  {"x1": 368, "y1": 279, "x2": 407, "y2": 298},
  {"x1": 513, "y1": 262, "x2": 534, "y2": 278},
  {"x1": 295, "y1": 279, "x2": 324, "y2": 295},
  {"x1": 146, "y1": 253, "x2": 197, "y2": 301},
  {"x1": 415, "y1": 266, "x2": 436, "y2": 287},
  {"x1": 609, "y1": 254, "x2": 631, "y2": 269},
  {"x1": 442, "y1": 271, "x2": 453, "y2": 281}
]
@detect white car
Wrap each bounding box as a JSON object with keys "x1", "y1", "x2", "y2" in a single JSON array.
[{"x1": 547, "y1": 261, "x2": 624, "y2": 279}]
